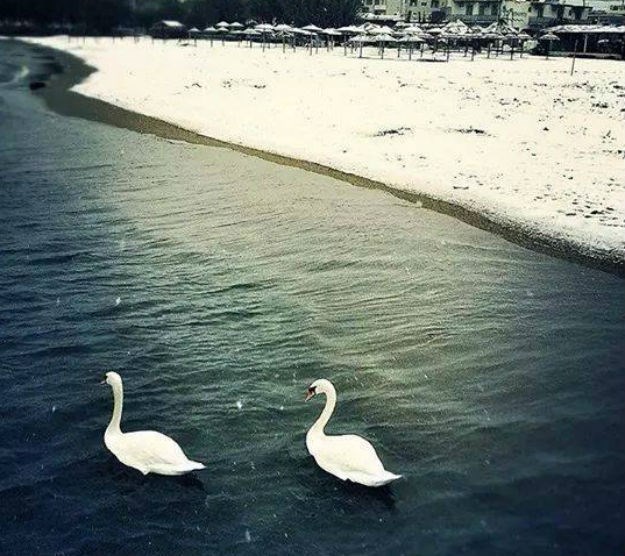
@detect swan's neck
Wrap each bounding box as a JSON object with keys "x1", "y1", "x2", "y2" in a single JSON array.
[
  {"x1": 106, "y1": 381, "x2": 123, "y2": 436},
  {"x1": 310, "y1": 387, "x2": 337, "y2": 437}
]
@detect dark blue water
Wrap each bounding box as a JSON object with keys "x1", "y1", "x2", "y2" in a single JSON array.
[{"x1": 1, "y1": 40, "x2": 624, "y2": 556}]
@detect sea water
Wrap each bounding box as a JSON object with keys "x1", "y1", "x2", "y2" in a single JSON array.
[{"x1": 0, "y1": 40, "x2": 623, "y2": 555}]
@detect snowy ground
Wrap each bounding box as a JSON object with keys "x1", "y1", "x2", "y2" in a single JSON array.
[{"x1": 24, "y1": 36, "x2": 625, "y2": 261}]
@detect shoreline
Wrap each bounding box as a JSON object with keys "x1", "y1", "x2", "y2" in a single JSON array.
[{"x1": 19, "y1": 39, "x2": 625, "y2": 277}]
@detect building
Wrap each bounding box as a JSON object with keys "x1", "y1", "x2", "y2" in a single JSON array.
[
  {"x1": 149, "y1": 20, "x2": 187, "y2": 38},
  {"x1": 500, "y1": 0, "x2": 531, "y2": 27},
  {"x1": 526, "y1": 0, "x2": 590, "y2": 30},
  {"x1": 586, "y1": 0, "x2": 625, "y2": 23},
  {"x1": 445, "y1": 0, "x2": 503, "y2": 25},
  {"x1": 359, "y1": 0, "x2": 452, "y2": 23},
  {"x1": 405, "y1": 0, "x2": 444, "y2": 23}
]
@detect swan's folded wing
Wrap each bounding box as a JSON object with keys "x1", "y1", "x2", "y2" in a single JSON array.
[
  {"x1": 122, "y1": 430, "x2": 191, "y2": 467},
  {"x1": 314, "y1": 434, "x2": 386, "y2": 476}
]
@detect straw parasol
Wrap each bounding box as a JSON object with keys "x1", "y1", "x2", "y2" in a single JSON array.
[
  {"x1": 374, "y1": 33, "x2": 396, "y2": 58},
  {"x1": 369, "y1": 25, "x2": 395, "y2": 35},
  {"x1": 348, "y1": 33, "x2": 372, "y2": 57},
  {"x1": 302, "y1": 24, "x2": 323, "y2": 33},
  {"x1": 540, "y1": 31, "x2": 560, "y2": 58},
  {"x1": 399, "y1": 34, "x2": 424, "y2": 60},
  {"x1": 403, "y1": 25, "x2": 424, "y2": 35}
]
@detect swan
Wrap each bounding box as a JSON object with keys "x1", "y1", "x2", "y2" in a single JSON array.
[
  {"x1": 305, "y1": 378, "x2": 401, "y2": 487},
  {"x1": 102, "y1": 372, "x2": 205, "y2": 476}
]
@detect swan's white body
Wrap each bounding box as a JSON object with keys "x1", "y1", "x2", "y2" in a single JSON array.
[
  {"x1": 103, "y1": 372, "x2": 205, "y2": 476},
  {"x1": 305, "y1": 379, "x2": 401, "y2": 487}
]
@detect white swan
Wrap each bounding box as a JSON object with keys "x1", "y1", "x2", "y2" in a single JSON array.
[
  {"x1": 305, "y1": 378, "x2": 401, "y2": 487},
  {"x1": 102, "y1": 372, "x2": 205, "y2": 476}
]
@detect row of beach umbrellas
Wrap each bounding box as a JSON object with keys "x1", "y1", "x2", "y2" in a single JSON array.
[
  {"x1": 188, "y1": 19, "x2": 624, "y2": 44},
  {"x1": 184, "y1": 19, "x2": 574, "y2": 60},
  {"x1": 190, "y1": 20, "x2": 538, "y2": 43}
]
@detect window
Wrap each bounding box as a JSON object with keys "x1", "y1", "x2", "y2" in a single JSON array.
[{"x1": 466, "y1": 2, "x2": 474, "y2": 14}]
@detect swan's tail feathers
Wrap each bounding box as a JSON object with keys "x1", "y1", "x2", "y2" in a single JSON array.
[
  {"x1": 187, "y1": 460, "x2": 206, "y2": 472},
  {"x1": 376, "y1": 471, "x2": 402, "y2": 486}
]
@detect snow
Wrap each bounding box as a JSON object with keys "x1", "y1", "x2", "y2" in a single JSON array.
[{"x1": 26, "y1": 37, "x2": 625, "y2": 261}]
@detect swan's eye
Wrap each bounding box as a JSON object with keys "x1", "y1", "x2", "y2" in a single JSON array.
[{"x1": 308, "y1": 386, "x2": 316, "y2": 394}]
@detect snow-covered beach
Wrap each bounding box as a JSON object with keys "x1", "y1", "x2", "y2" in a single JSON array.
[{"x1": 23, "y1": 36, "x2": 625, "y2": 268}]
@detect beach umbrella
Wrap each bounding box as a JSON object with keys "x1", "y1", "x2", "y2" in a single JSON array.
[
  {"x1": 540, "y1": 32, "x2": 559, "y2": 58},
  {"x1": 517, "y1": 32, "x2": 531, "y2": 57},
  {"x1": 403, "y1": 25, "x2": 424, "y2": 35},
  {"x1": 215, "y1": 26, "x2": 229, "y2": 45},
  {"x1": 399, "y1": 34, "x2": 424, "y2": 43},
  {"x1": 374, "y1": 33, "x2": 396, "y2": 41},
  {"x1": 348, "y1": 33, "x2": 371, "y2": 57},
  {"x1": 337, "y1": 25, "x2": 361, "y2": 35},
  {"x1": 216, "y1": 21, "x2": 229, "y2": 28},
  {"x1": 336, "y1": 25, "x2": 361, "y2": 55},
  {"x1": 274, "y1": 24, "x2": 293, "y2": 51},
  {"x1": 323, "y1": 28, "x2": 342, "y2": 49},
  {"x1": 230, "y1": 22, "x2": 244, "y2": 30},
  {"x1": 302, "y1": 24, "x2": 323, "y2": 33},
  {"x1": 374, "y1": 33, "x2": 396, "y2": 58},
  {"x1": 399, "y1": 34, "x2": 424, "y2": 60},
  {"x1": 291, "y1": 27, "x2": 316, "y2": 53},
  {"x1": 483, "y1": 31, "x2": 503, "y2": 57},
  {"x1": 187, "y1": 27, "x2": 201, "y2": 45},
  {"x1": 244, "y1": 27, "x2": 261, "y2": 47},
  {"x1": 349, "y1": 33, "x2": 371, "y2": 42},
  {"x1": 254, "y1": 23, "x2": 274, "y2": 51},
  {"x1": 203, "y1": 26, "x2": 219, "y2": 45},
  {"x1": 369, "y1": 25, "x2": 395, "y2": 35}
]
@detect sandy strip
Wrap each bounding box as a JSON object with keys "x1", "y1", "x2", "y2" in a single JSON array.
[{"x1": 17, "y1": 36, "x2": 625, "y2": 274}]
